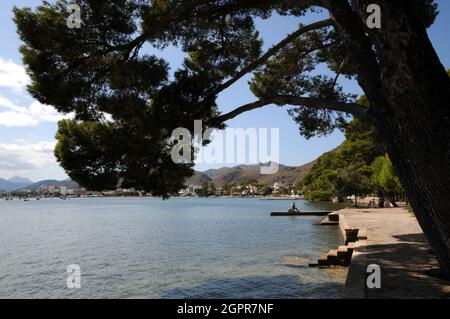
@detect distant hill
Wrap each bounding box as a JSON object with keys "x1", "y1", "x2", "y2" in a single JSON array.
[
  {"x1": 8, "y1": 176, "x2": 33, "y2": 189},
  {"x1": 57, "y1": 179, "x2": 80, "y2": 189},
  {"x1": 22, "y1": 179, "x2": 61, "y2": 191},
  {"x1": 23, "y1": 179, "x2": 80, "y2": 191},
  {"x1": 186, "y1": 161, "x2": 316, "y2": 187},
  {"x1": 0, "y1": 176, "x2": 81, "y2": 192},
  {"x1": 0, "y1": 177, "x2": 33, "y2": 192},
  {"x1": 1, "y1": 161, "x2": 314, "y2": 192},
  {"x1": 185, "y1": 172, "x2": 212, "y2": 186},
  {"x1": 0, "y1": 178, "x2": 16, "y2": 192},
  {"x1": 8, "y1": 176, "x2": 33, "y2": 185}
]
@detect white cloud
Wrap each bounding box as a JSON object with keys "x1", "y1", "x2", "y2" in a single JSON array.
[
  {"x1": 28, "y1": 101, "x2": 70, "y2": 122},
  {"x1": 0, "y1": 59, "x2": 69, "y2": 180},
  {"x1": 0, "y1": 95, "x2": 72, "y2": 127},
  {"x1": 0, "y1": 96, "x2": 25, "y2": 112},
  {"x1": 0, "y1": 111, "x2": 39, "y2": 127},
  {"x1": 0, "y1": 58, "x2": 30, "y2": 90},
  {"x1": 0, "y1": 58, "x2": 73, "y2": 127},
  {"x1": 0, "y1": 141, "x2": 57, "y2": 175}
]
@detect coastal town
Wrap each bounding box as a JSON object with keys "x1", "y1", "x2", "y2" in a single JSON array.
[{"x1": 0, "y1": 179, "x2": 299, "y2": 200}]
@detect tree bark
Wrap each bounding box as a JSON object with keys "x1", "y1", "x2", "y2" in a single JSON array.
[{"x1": 359, "y1": 1, "x2": 450, "y2": 278}]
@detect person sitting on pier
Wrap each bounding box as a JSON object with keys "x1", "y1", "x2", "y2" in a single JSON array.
[{"x1": 288, "y1": 202, "x2": 301, "y2": 214}]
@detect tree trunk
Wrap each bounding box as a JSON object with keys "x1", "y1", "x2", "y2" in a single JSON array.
[
  {"x1": 377, "y1": 191, "x2": 384, "y2": 208},
  {"x1": 363, "y1": 1, "x2": 450, "y2": 278}
]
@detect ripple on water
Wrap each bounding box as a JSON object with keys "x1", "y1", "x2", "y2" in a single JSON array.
[{"x1": 0, "y1": 198, "x2": 347, "y2": 298}]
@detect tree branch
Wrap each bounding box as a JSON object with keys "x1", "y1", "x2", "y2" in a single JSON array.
[
  {"x1": 215, "y1": 95, "x2": 368, "y2": 123},
  {"x1": 325, "y1": 0, "x2": 384, "y2": 108},
  {"x1": 205, "y1": 19, "x2": 334, "y2": 100},
  {"x1": 330, "y1": 57, "x2": 348, "y2": 90},
  {"x1": 210, "y1": 0, "x2": 328, "y2": 17}
]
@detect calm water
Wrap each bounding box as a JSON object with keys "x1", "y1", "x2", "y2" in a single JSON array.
[{"x1": 0, "y1": 197, "x2": 348, "y2": 299}]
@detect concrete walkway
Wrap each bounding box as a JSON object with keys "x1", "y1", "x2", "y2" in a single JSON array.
[{"x1": 339, "y1": 207, "x2": 450, "y2": 298}]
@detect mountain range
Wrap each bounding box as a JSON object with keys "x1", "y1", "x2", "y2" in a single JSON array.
[
  {"x1": 0, "y1": 161, "x2": 316, "y2": 192},
  {"x1": 0, "y1": 177, "x2": 33, "y2": 192},
  {"x1": 185, "y1": 161, "x2": 316, "y2": 187},
  {"x1": 0, "y1": 177, "x2": 79, "y2": 192}
]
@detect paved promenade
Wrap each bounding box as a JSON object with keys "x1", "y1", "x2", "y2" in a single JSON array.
[{"x1": 339, "y1": 208, "x2": 450, "y2": 298}]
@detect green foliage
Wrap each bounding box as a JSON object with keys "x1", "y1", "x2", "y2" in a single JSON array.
[
  {"x1": 54, "y1": 119, "x2": 193, "y2": 198},
  {"x1": 307, "y1": 190, "x2": 333, "y2": 201},
  {"x1": 371, "y1": 154, "x2": 403, "y2": 194},
  {"x1": 301, "y1": 93, "x2": 407, "y2": 201},
  {"x1": 240, "y1": 178, "x2": 258, "y2": 186},
  {"x1": 301, "y1": 112, "x2": 385, "y2": 201},
  {"x1": 195, "y1": 181, "x2": 211, "y2": 197},
  {"x1": 259, "y1": 184, "x2": 273, "y2": 196},
  {"x1": 13, "y1": 0, "x2": 220, "y2": 196},
  {"x1": 14, "y1": 1, "x2": 162, "y2": 118},
  {"x1": 223, "y1": 182, "x2": 233, "y2": 193},
  {"x1": 249, "y1": 24, "x2": 355, "y2": 139},
  {"x1": 301, "y1": 109, "x2": 407, "y2": 202}
]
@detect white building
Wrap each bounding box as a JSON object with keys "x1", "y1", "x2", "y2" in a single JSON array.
[{"x1": 59, "y1": 186, "x2": 67, "y2": 196}]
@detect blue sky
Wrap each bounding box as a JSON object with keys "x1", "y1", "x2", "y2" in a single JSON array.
[{"x1": 0, "y1": 0, "x2": 449, "y2": 182}]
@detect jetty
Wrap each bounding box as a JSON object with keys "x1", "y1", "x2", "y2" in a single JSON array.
[
  {"x1": 310, "y1": 207, "x2": 450, "y2": 298},
  {"x1": 340, "y1": 207, "x2": 450, "y2": 298},
  {"x1": 270, "y1": 211, "x2": 331, "y2": 216}
]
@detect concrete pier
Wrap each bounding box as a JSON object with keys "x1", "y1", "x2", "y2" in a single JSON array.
[
  {"x1": 270, "y1": 211, "x2": 331, "y2": 216},
  {"x1": 338, "y1": 208, "x2": 450, "y2": 299}
]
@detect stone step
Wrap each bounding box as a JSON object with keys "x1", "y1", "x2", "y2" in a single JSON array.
[
  {"x1": 328, "y1": 212, "x2": 339, "y2": 222},
  {"x1": 345, "y1": 228, "x2": 359, "y2": 244},
  {"x1": 347, "y1": 242, "x2": 356, "y2": 253},
  {"x1": 320, "y1": 218, "x2": 339, "y2": 225},
  {"x1": 317, "y1": 254, "x2": 329, "y2": 266},
  {"x1": 337, "y1": 246, "x2": 352, "y2": 266},
  {"x1": 357, "y1": 228, "x2": 368, "y2": 240},
  {"x1": 356, "y1": 240, "x2": 368, "y2": 247},
  {"x1": 337, "y1": 245, "x2": 349, "y2": 258},
  {"x1": 315, "y1": 240, "x2": 362, "y2": 268},
  {"x1": 327, "y1": 249, "x2": 339, "y2": 265}
]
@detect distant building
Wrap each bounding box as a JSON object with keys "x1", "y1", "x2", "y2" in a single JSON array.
[
  {"x1": 59, "y1": 186, "x2": 67, "y2": 196},
  {"x1": 39, "y1": 185, "x2": 58, "y2": 193},
  {"x1": 189, "y1": 185, "x2": 202, "y2": 195},
  {"x1": 179, "y1": 185, "x2": 202, "y2": 196},
  {"x1": 245, "y1": 185, "x2": 258, "y2": 194}
]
